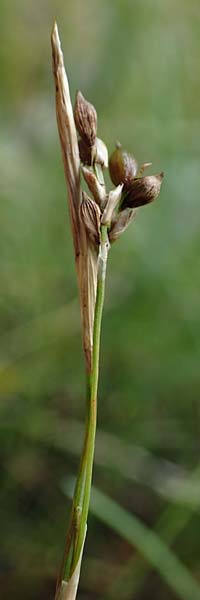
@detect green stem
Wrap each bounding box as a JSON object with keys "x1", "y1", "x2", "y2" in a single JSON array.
[{"x1": 55, "y1": 225, "x2": 109, "y2": 597}]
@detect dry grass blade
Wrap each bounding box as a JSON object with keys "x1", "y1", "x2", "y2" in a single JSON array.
[
  {"x1": 51, "y1": 21, "x2": 80, "y2": 254},
  {"x1": 51, "y1": 21, "x2": 98, "y2": 372}
]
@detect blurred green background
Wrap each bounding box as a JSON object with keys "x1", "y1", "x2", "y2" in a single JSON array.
[{"x1": 1, "y1": 0, "x2": 200, "y2": 598}]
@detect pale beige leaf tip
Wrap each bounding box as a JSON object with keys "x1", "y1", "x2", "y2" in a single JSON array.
[
  {"x1": 51, "y1": 20, "x2": 64, "y2": 71},
  {"x1": 51, "y1": 20, "x2": 59, "y2": 49}
]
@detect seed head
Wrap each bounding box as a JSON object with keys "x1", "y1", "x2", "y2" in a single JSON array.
[
  {"x1": 109, "y1": 142, "x2": 138, "y2": 186},
  {"x1": 121, "y1": 172, "x2": 164, "y2": 209},
  {"x1": 79, "y1": 137, "x2": 108, "y2": 169},
  {"x1": 109, "y1": 208, "x2": 136, "y2": 243},
  {"x1": 78, "y1": 138, "x2": 92, "y2": 165},
  {"x1": 80, "y1": 192, "x2": 101, "y2": 245},
  {"x1": 74, "y1": 91, "x2": 97, "y2": 147}
]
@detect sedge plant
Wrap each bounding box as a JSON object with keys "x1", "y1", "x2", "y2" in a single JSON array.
[{"x1": 51, "y1": 22, "x2": 164, "y2": 600}]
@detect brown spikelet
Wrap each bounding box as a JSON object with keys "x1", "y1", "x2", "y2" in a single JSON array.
[
  {"x1": 78, "y1": 138, "x2": 93, "y2": 165},
  {"x1": 109, "y1": 142, "x2": 138, "y2": 186},
  {"x1": 80, "y1": 192, "x2": 101, "y2": 245},
  {"x1": 122, "y1": 172, "x2": 164, "y2": 209},
  {"x1": 74, "y1": 91, "x2": 97, "y2": 147},
  {"x1": 109, "y1": 208, "x2": 136, "y2": 242}
]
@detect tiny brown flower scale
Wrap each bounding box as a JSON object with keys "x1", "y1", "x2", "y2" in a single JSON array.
[
  {"x1": 74, "y1": 91, "x2": 97, "y2": 146},
  {"x1": 73, "y1": 92, "x2": 164, "y2": 246}
]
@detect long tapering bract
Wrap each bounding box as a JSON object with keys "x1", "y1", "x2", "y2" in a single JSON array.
[{"x1": 51, "y1": 21, "x2": 98, "y2": 373}]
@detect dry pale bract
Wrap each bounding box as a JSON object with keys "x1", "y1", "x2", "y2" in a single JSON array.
[{"x1": 51, "y1": 22, "x2": 98, "y2": 374}]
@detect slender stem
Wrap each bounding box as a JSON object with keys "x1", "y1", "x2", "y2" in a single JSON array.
[
  {"x1": 72, "y1": 225, "x2": 110, "y2": 570},
  {"x1": 55, "y1": 225, "x2": 109, "y2": 597}
]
